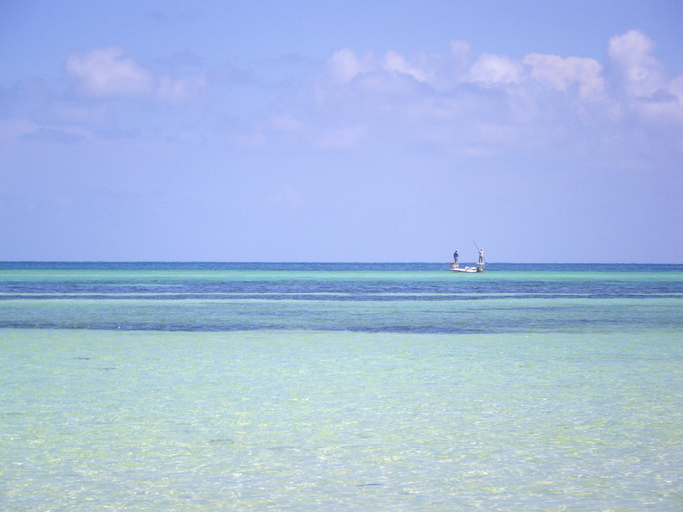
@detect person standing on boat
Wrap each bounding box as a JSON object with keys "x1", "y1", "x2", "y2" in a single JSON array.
[
  {"x1": 478, "y1": 248, "x2": 484, "y2": 265},
  {"x1": 453, "y1": 250, "x2": 459, "y2": 267}
]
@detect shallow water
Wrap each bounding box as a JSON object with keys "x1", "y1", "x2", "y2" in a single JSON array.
[{"x1": 1, "y1": 263, "x2": 682, "y2": 510}]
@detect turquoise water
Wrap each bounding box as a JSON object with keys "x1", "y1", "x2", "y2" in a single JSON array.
[{"x1": 1, "y1": 263, "x2": 682, "y2": 510}]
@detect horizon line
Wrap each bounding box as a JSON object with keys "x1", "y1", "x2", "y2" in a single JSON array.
[{"x1": 0, "y1": 261, "x2": 680, "y2": 265}]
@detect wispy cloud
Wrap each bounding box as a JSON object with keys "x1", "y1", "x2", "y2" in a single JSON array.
[
  {"x1": 303, "y1": 30, "x2": 683, "y2": 155},
  {"x1": 66, "y1": 46, "x2": 206, "y2": 100},
  {"x1": 467, "y1": 54, "x2": 522, "y2": 86},
  {"x1": 523, "y1": 54, "x2": 605, "y2": 99},
  {"x1": 4, "y1": 31, "x2": 681, "y2": 155},
  {"x1": 607, "y1": 30, "x2": 683, "y2": 125},
  {"x1": 608, "y1": 30, "x2": 664, "y2": 98},
  {"x1": 66, "y1": 47, "x2": 155, "y2": 97},
  {"x1": 327, "y1": 48, "x2": 375, "y2": 84}
]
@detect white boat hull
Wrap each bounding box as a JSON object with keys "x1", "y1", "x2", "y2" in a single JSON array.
[{"x1": 450, "y1": 263, "x2": 484, "y2": 273}]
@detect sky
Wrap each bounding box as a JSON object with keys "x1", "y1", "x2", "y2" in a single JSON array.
[{"x1": 1, "y1": 0, "x2": 682, "y2": 263}]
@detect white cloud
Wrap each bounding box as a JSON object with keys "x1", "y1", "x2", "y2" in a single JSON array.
[
  {"x1": 66, "y1": 47, "x2": 155, "y2": 97},
  {"x1": 633, "y1": 75, "x2": 683, "y2": 125},
  {"x1": 327, "y1": 48, "x2": 373, "y2": 84},
  {"x1": 275, "y1": 31, "x2": 682, "y2": 156},
  {"x1": 327, "y1": 44, "x2": 471, "y2": 92},
  {"x1": 66, "y1": 46, "x2": 205, "y2": 100},
  {"x1": 607, "y1": 29, "x2": 665, "y2": 98},
  {"x1": 383, "y1": 51, "x2": 429, "y2": 82},
  {"x1": 467, "y1": 54, "x2": 522, "y2": 86},
  {"x1": 523, "y1": 54, "x2": 605, "y2": 99},
  {"x1": 607, "y1": 30, "x2": 683, "y2": 125},
  {"x1": 314, "y1": 34, "x2": 680, "y2": 159},
  {"x1": 40, "y1": 31, "x2": 680, "y2": 152}
]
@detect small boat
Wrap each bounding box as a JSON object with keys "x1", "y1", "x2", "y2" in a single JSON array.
[
  {"x1": 450, "y1": 263, "x2": 484, "y2": 273},
  {"x1": 451, "y1": 244, "x2": 485, "y2": 273}
]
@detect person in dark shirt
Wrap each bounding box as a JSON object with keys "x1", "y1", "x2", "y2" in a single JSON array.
[{"x1": 453, "y1": 250, "x2": 459, "y2": 267}]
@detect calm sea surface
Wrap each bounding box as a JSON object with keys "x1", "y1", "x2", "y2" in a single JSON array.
[{"x1": 1, "y1": 263, "x2": 682, "y2": 510}]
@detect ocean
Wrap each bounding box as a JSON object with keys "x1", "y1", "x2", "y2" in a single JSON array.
[{"x1": 1, "y1": 262, "x2": 682, "y2": 510}]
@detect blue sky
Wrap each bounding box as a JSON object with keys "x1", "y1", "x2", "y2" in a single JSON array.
[{"x1": 1, "y1": 0, "x2": 682, "y2": 263}]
